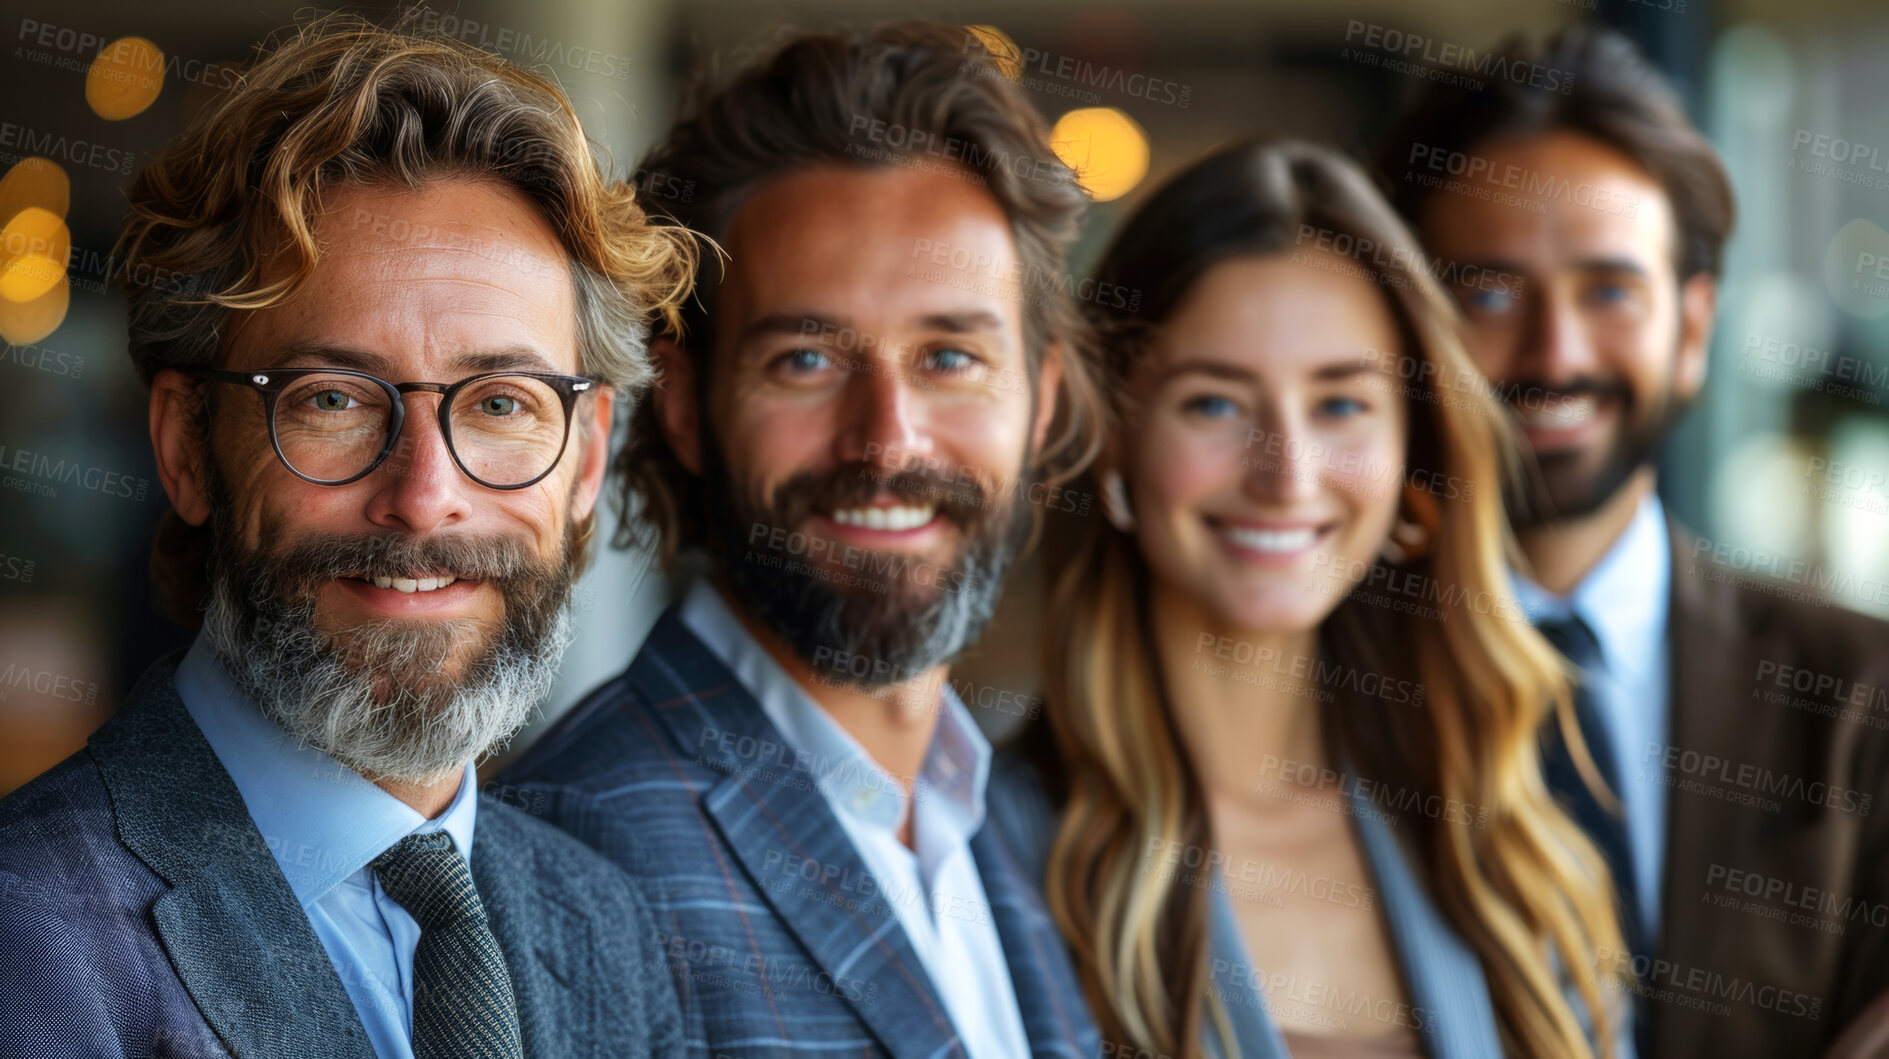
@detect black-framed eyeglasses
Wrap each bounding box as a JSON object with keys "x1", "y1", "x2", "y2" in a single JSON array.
[{"x1": 186, "y1": 367, "x2": 601, "y2": 490}]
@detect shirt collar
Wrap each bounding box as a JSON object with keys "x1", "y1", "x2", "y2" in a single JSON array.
[
  {"x1": 678, "y1": 579, "x2": 991, "y2": 846},
  {"x1": 1510, "y1": 491, "x2": 1671, "y2": 680},
  {"x1": 173, "y1": 634, "x2": 478, "y2": 908}
]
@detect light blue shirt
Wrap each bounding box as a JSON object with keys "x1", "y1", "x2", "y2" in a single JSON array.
[
  {"x1": 174, "y1": 635, "x2": 479, "y2": 1059},
  {"x1": 1511, "y1": 491, "x2": 1671, "y2": 943},
  {"x1": 680, "y1": 580, "x2": 1032, "y2": 1059}
]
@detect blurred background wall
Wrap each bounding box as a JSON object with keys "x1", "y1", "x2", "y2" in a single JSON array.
[{"x1": 1, "y1": 0, "x2": 1884, "y2": 794}]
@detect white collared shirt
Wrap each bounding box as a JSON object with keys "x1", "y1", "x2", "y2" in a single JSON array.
[
  {"x1": 175, "y1": 635, "x2": 479, "y2": 1059},
  {"x1": 680, "y1": 580, "x2": 1032, "y2": 1059},
  {"x1": 1512, "y1": 491, "x2": 1672, "y2": 942}
]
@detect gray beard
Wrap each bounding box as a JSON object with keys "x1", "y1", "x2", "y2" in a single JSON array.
[
  {"x1": 198, "y1": 509, "x2": 578, "y2": 786},
  {"x1": 202, "y1": 585, "x2": 572, "y2": 785}
]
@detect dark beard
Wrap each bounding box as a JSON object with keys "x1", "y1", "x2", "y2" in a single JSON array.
[
  {"x1": 704, "y1": 438, "x2": 1032, "y2": 690},
  {"x1": 1501, "y1": 371, "x2": 1688, "y2": 528},
  {"x1": 199, "y1": 474, "x2": 580, "y2": 784}
]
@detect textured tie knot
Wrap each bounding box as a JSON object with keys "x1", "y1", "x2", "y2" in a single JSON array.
[{"x1": 372, "y1": 830, "x2": 486, "y2": 935}]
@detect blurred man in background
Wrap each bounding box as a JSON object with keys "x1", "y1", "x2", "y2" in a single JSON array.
[
  {"x1": 501, "y1": 20, "x2": 1105, "y2": 1058},
  {"x1": 1381, "y1": 25, "x2": 1889, "y2": 1057},
  {"x1": 0, "y1": 18, "x2": 697, "y2": 1057}
]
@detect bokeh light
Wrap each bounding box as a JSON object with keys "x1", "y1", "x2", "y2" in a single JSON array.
[
  {"x1": 0, "y1": 157, "x2": 70, "y2": 225},
  {"x1": 965, "y1": 25, "x2": 1022, "y2": 80},
  {"x1": 86, "y1": 36, "x2": 165, "y2": 121},
  {"x1": 0, "y1": 275, "x2": 69, "y2": 345},
  {"x1": 1050, "y1": 106, "x2": 1150, "y2": 203},
  {"x1": 0, "y1": 207, "x2": 71, "y2": 303}
]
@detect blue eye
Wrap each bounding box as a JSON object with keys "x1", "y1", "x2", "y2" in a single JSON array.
[
  {"x1": 1183, "y1": 394, "x2": 1242, "y2": 419},
  {"x1": 1590, "y1": 283, "x2": 1630, "y2": 305},
  {"x1": 778, "y1": 348, "x2": 833, "y2": 374},
  {"x1": 927, "y1": 347, "x2": 978, "y2": 373},
  {"x1": 1317, "y1": 396, "x2": 1368, "y2": 418},
  {"x1": 1462, "y1": 287, "x2": 1515, "y2": 315}
]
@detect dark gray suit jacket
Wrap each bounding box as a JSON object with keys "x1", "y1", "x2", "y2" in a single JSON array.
[{"x1": 0, "y1": 655, "x2": 688, "y2": 1059}]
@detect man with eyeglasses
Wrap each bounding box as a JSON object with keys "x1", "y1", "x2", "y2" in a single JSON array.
[{"x1": 0, "y1": 17, "x2": 695, "y2": 1058}]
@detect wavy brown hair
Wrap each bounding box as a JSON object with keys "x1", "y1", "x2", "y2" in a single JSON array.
[
  {"x1": 1043, "y1": 140, "x2": 1627, "y2": 1057},
  {"x1": 115, "y1": 13, "x2": 699, "y2": 623},
  {"x1": 611, "y1": 19, "x2": 1105, "y2": 563}
]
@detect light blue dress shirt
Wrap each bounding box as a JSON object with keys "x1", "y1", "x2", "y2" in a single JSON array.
[
  {"x1": 173, "y1": 634, "x2": 479, "y2": 1059},
  {"x1": 680, "y1": 580, "x2": 1033, "y2": 1059},
  {"x1": 1511, "y1": 491, "x2": 1672, "y2": 944}
]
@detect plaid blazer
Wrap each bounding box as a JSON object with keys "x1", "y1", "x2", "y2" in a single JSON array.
[
  {"x1": 499, "y1": 603, "x2": 1102, "y2": 1058},
  {"x1": 0, "y1": 654, "x2": 687, "y2": 1059}
]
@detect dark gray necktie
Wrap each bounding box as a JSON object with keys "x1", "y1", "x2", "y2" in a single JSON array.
[
  {"x1": 1537, "y1": 614, "x2": 1647, "y2": 965},
  {"x1": 371, "y1": 830, "x2": 525, "y2": 1059}
]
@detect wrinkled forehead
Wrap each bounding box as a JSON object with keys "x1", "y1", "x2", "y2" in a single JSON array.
[{"x1": 231, "y1": 180, "x2": 581, "y2": 378}]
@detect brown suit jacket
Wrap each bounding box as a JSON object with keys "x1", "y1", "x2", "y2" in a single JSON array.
[{"x1": 1643, "y1": 519, "x2": 1889, "y2": 1057}]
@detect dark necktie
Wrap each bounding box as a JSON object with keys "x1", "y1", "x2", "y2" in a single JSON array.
[
  {"x1": 1537, "y1": 614, "x2": 1647, "y2": 965},
  {"x1": 371, "y1": 830, "x2": 525, "y2": 1059}
]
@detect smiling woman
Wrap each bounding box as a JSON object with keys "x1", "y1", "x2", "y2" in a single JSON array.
[{"x1": 1026, "y1": 138, "x2": 1632, "y2": 1059}]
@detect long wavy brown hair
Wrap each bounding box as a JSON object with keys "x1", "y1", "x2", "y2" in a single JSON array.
[{"x1": 1043, "y1": 139, "x2": 1626, "y2": 1058}]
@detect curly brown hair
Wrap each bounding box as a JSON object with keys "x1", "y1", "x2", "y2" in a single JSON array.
[
  {"x1": 117, "y1": 13, "x2": 699, "y2": 623},
  {"x1": 611, "y1": 19, "x2": 1107, "y2": 565}
]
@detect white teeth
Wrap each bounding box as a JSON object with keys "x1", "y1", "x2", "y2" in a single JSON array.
[
  {"x1": 368, "y1": 575, "x2": 458, "y2": 592},
  {"x1": 1518, "y1": 395, "x2": 1598, "y2": 428},
  {"x1": 1224, "y1": 526, "x2": 1318, "y2": 553},
  {"x1": 831, "y1": 504, "x2": 936, "y2": 531}
]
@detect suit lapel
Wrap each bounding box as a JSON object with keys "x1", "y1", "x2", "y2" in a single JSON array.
[
  {"x1": 1350, "y1": 787, "x2": 1503, "y2": 1059},
  {"x1": 971, "y1": 824, "x2": 1099, "y2": 1058},
  {"x1": 89, "y1": 659, "x2": 377, "y2": 1059},
  {"x1": 635, "y1": 610, "x2": 966, "y2": 1059},
  {"x1": 1649, "y1": 521, "x2": 1760, "y2": 1056},
  {"x1": 472, "y1": 805, "x2": 594, "y2": 1059}
]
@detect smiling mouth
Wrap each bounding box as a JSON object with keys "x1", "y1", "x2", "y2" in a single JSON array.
[
  {"x1": 345, "y1": 574, "x2": 465, "y2": 594},
  {"x1": 1515, "y1": 394, "x2": 1605, "y2": 430},
  {"x1": 1211, "y1": 519, "x2": 1336, "y2": 556},
  {"x1": 827, "y1": 503, "x2": 939, "y2": 531}
]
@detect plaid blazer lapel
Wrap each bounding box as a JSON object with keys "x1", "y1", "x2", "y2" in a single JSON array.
[
  {"x1": 635, "y1": 609, "x2": 969, "y2": 1059},
  {"x1": 971, "y1": 825, "x2": 1101, "y2": 1058}
]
